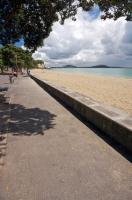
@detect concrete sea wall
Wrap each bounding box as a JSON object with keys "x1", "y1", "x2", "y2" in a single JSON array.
[{"x1": 31, "y1": 75, "x2": 132, "y2": 153}]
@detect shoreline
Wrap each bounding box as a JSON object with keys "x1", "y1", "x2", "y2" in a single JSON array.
[
  {"x1": 32, "y1": 69, "x2": 132, "y2": 114},
  {"x1": 50, "y1": 67, "x2": 132, "y2": 79},
  {"x1": 50, "y1": 70, "x2": 132, "y2": 80}
]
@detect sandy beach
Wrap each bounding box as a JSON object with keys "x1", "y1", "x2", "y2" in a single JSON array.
[{"x1": 32, "y1": 69, "x2": 132, "y2": 115}]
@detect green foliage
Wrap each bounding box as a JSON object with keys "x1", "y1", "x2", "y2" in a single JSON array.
[
  {"x1": 95, "y1": 0, "x2": 132, "y2": 20},
  {"x1": 34, "y1": 60, "x2": 44, "y2": 65},
  {"x1": 0, "y1": 1, "x2": 132, "y2": 51},
  {"x1": 2, "y1": 45, "x2": 16, "y2": 68},
  {"x1": 0, "y1": 45, "x2": 40, "y2": 72},
  {"x1": 0, "y1": 48, "x2": 4, "y2": 73}
]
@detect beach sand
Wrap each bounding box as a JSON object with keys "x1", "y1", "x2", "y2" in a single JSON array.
[{"x1": 32, "y1": 69, "x2": 132, "y2": 114}]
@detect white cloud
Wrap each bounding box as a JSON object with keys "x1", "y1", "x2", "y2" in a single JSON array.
[{"x1": 33, "y1": 8, "x2": 132, "y2": 67}]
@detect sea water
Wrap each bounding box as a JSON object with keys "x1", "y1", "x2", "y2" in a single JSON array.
[{"x1": 51, "y1": 68, "x2": 132, "y2": 78}]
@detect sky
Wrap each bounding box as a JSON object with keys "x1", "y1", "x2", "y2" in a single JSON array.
[{"x1": 32, "y1": 7, "x2": 132, "y2": 68}]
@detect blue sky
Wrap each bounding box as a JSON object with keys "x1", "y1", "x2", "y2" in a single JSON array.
[
  {"x1": 88, "y1": 5, "x2": 100, "y2": 20},
  {"x1": 15, "y1": 39, "x2": 24, "y2": 48}
]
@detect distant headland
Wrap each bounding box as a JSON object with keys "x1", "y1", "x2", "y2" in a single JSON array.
[{"x1": 51, "y1": 65, "x2": 127, "y2": 69}]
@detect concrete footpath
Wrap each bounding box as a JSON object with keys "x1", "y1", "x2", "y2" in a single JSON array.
[{"x1": 0, "y1": 76, "x2": 131, "y2": 200}]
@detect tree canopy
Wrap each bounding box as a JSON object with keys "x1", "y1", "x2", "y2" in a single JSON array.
[
  {"x1": 0, "y1": 45, "x2": 39, "y2": 73},
  {"x1": 0, "y1": 0, "x2": 132, "y2": 52}
]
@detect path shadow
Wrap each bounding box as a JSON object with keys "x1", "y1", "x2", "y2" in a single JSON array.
[
  {"x1": 0, "y1": 93, "x2": 10, "y2": 137},
  {"x1": 0, "y1": 87, "x2": 8, "y2": 92},
  {"x1": 8, "y1": 104, "x2": 56, "y2": 136}
]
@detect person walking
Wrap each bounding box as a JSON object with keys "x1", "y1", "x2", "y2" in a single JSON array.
[{"x1": 9, "y1": 73, "x2": 13, "y2": 83}]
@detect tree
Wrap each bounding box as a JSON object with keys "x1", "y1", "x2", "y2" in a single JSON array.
[
  {"x1": 0, "y1": 45, "x2": 39, "y2": 73},
  {"x1": 0, "y1": 1, "x2": 132, "y2": 52},
  {"x1": 2, "y1": 45, "x2": 16, "y2": 70},
  {"x1": 0, "y1": 49, "x2": 4, "y2": 73}
]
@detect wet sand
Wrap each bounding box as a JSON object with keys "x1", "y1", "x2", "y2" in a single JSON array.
[{"x1": 32, "y1": 69, "x2": 132, "y2": 114}]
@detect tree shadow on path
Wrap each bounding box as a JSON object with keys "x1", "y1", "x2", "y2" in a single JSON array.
[{"x1": 8, "y1": 104, "x2": 56, "y2": 136}]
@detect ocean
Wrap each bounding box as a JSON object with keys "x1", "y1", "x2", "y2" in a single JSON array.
[{"x1": 51, "y1": 68, "x2": 132, "y2": 78}]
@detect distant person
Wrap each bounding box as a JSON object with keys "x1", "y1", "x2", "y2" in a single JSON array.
[
  {"x1": 27, "y1": 69, "x2": 30, "y2": 76},
  {"x1": 9, "y1": 74, "x2": 13, "y2": 83}
]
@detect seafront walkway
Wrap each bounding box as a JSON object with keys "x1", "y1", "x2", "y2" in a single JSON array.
[{"x1": 0, "y1": 75, "x2": 131, "y2": 200}]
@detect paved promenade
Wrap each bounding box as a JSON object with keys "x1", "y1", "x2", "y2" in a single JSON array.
[{"x1": 0, "y1": 76, "x2": 131, "y2": 200}]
